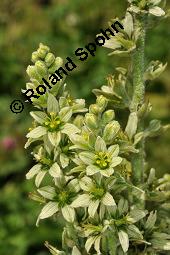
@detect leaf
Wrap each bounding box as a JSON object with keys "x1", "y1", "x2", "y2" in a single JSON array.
[
  {"x1": 37, "y1": 186, "x2": 56, "y2": 199},
  {"x1": 61, "y1": 205, "x2": 75, "y2": 222},
  {"x1": 45, "y1": 241, "x2": 66, "y2": 255},
  {"x1": 71, "y1": 194, "x2": 90, "y2": 207},
  {"x1": 30, "y1": 111, "x2": 47, "y2": 124},
  {"x1": 102, "y1": 192, "x2": 116, "y2": 206},
  {"x1": 49, "y1": 162, "x2": 62, "y2": 178},
  {"x1": 118, "y1": 230, "x2": 129, "y2": 253},
  {"x1": 26, "y1": 126, "x2": 47, "y2": 138},
  {"x1": 26, "y1": 164, "x2": 41, "y2": 179},
  {"x1": 108, "y1": 144, "x2": 119, "y2": 157},
  {"x1": 47, "y1": 93, "x2": 59, "y2": 113},
  {"x1": 60, "y1": 153, "x2": 69, "y2": 168}
]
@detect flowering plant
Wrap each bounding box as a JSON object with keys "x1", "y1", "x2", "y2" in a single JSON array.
[{"x1": 25, "y1": 0, "x2": 170, "y2": 254}]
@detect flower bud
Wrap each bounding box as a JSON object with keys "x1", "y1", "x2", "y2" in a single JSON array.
[
  {"x1": 31, "y1": 51, "x2": 40, "y2": 63},
  {"x1": 73, "y1": 115, "x2": 84, "y2": 128},
  {"x1": 48, "y1": 57, "x2": 63, "y2": 73},
  {"x1": 35, "y1": 60, "x2": 48, "y2": 77},
  {"x1": 45, "y1": 53, "x2": 55, "y2": 67},
  {"x1": 26, "y1": 65, "x2": 41, "y2": 81},
  {"x1": 37, "y1": 43, "x2": 50, "y2": 59},
  {"x1": 102, "y1": 110, "x2": 115, "y2": 123},
  {"x1": 89, "y1": 104, "x2": 100, "y2": 114},
  {"x1": 96, "y1": 95, "x2": 108, "y2": 110},
  {"x1": 103, "y1": 120, "x2": 120, "y2": 141},
  {"x1": 85, "y1": 113, "x2": 98, "y2": 129}
]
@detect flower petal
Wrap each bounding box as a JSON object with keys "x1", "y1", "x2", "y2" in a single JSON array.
[
  {"x1": 26, "y1": 126, "x2": 47, "y2": 139},
  {"x1": 60, "y1": 153, "x2": 69, "y2": 168},
  {"x1": 102, "y1": 192, "x2": 116, "y2": 206},
  {"x1": 62, "y1": 123, "x2": 80, "y2": 136},
  {"x1": 79, "y1": 176, "x2": 94, "y2": 191},
  {"x1": 26, "y1": 164, "x2": 41, "y2": 179},
  {"x1": 59, "y1": 107, "x2": 72, "y2": 122},
  {"x1": 48, "y1": 131, "x2": 61, "y2": 147},
  {"x1": 71, "y1": 194, "x2": 90, "y2": 207},
  {"x1": 37, "y1": 201, "x2": 58, "y2": 222},
  {"x1": 49, "y1": 162, "x2": 62, "y2": 178},
  {"x1": 30, "y1": 111, "x2": 47, "y2": 124},
  {"x1": 95, "y1": 136, "x2": 107, "y2": 152},
  {"x1": 35, "y1": 170, "x2": 46, "y2": 187},
  {"x1": 108, "y1": 144, "x2": 119, "y2": 157},
  {"x1": 79, "y1": 151, "x2": 95, "y2": 165},
  {"x1": 61, "y1": 205, "x2": 75, "y2": 222},
  {"x1": 47, "y1": 93, "x2": 59, "y2": 113},
  {"x1": 86, "y1": 165, "x2": 99, "y2": 176},
  {"x1": 88, "y1": 199, "x2": 100, "y2": 217},
  {"x1": 111, "y1": 156, "x2": 122, "y2": 167},
  {"x1": 37, "y1": 186, "x2": 56, "y2": 200}
]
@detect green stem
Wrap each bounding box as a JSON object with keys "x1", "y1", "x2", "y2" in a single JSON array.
[{"x1": 131, "y1": 16, "x2": 146, "y2": 184}]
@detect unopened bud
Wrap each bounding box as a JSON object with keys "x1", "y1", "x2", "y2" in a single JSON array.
[
  {"x1": 37, "y1": 43, "x2": 50, "y2": 59},
  {"x1": 45, "y1": 53, "x2": 55, "y2": 67},
  {"x1": 102, "y1": 110, "x2": 115, "y2": 123},
  {"x1": 89, "y1": 104, "x2": 100, "y2": 114},
  {"x1": 35, "y1": 60, "x2": 48, "y2": 77},
  {"x1": 103, "y1": 120, "x2": 120, "y2": 141},
  {"x1": 96, "y1": 95, "x2": 108, "y2": 110},
  {"x1": 48, "y1": 57, "x2": 63, "y2": 73},
  {"x1": 26, "y1": 65, "x2": 41, "y2": 81},
  {"x1": 31, "y1": 51, "x2": 40, "y2": 63},
  {"x1": 73, "y1": 115, "x2": 84, "y2": 128},
  {"x1": 148, "y1": 168, "x2": 155, "y2": 185},
  {"x1": 85, "y1": 113, "x2": 98, "y2": 129}
]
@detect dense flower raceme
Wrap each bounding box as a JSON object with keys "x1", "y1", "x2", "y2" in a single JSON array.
[{"x1": 25, "y1": 1, "x2": 170, "y2": 254}]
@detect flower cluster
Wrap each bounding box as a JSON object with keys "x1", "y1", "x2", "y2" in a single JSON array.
[{"x1": 25, "y1": 1, "x2": 170, "y2": 254}]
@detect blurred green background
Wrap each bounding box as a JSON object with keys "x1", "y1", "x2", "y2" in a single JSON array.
[{"x1": 0, "y1": 0, "x2": 169, "y2": 254}]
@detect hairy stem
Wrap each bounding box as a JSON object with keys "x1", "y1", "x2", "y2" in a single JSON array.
[{"x1": 131, "y1": 16, "x2": 146, "y2": 184}]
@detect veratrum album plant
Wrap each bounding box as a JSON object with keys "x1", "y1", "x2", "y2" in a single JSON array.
[{"x1": 24, "y1": 0, "x2": 170, "y2": 254}]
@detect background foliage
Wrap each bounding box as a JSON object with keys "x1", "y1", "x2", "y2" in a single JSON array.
[{"x1": 0, "y1": 0, "x2": 169, "y2": 254}]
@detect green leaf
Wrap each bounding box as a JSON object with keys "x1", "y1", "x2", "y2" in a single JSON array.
[
  {"x1": 128, "y1": 209, "x2": 148, "y2": 223},
  {"x1": 118, "y1": 198, "x2": 128, "y2": 215},
  {"x1": 26, "y1": 126, "x2": 47, "y2": 138},
  {"x1": 127, "y1": 225, "x2": 143, "y2": 240},
  {"x1": 145, "y1": 211, "x2": 157, "y2": 231},
  {"x1": 118, "y1": 230, "x2": 129, "y2": 253}
]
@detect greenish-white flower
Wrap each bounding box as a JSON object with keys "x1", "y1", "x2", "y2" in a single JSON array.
[
  {"x1": 26, "y1": 146, "x2": 63, "y2": 187},
  {"x1": 71, "y1": 176, "x2": 116, "y2": 218},
  {"x1": 36, "y1": 178, "x2": 80, "y2": 225},
  {"x1": 26, "y1": 93, "x2": 80, "y2": 146},
  {"x1": 78, "y1": 136, "x2": 122, "y2": 177}
]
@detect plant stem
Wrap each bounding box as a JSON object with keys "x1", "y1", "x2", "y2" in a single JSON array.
[{"x1": 131, "y1": 15, "x2": 146, "y2": 184}]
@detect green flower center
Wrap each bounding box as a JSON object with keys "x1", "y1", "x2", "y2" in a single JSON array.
[
  {"x1": 94, "y1": 152, "x2": 111, "y2": 169},
  {"x1": 90, "y1": 187, "x2": 105, "y2": 200},
  {"x1": 44, "y1": 112, "x2": 62, "y2": 132},
  {"x1": 39, "y1": 157, "x2": 53, "y2": 169},
  {"x1": 58, "y1": 191, "x2": 69, "y2": 207}
]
